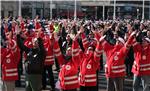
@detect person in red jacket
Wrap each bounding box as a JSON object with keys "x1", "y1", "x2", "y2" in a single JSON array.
[
  {"x1": 78, "y1": 26, "x2": 103, "y2": 91},
  {"x1": 41, "y1": 32, "x2": 56, "y2": 90},
  {"x1": 1, "y1": 30, "x2": 20, "y2": 91},
  {"x1": 131, "y1": 34, "x2": 150, "y2": 91},
  {"x1": 100, "y1": 31, "x2": 136, "y2": 91},
  {"x1": 57, "y1": 32, "x2": 81, "y2": 91}
]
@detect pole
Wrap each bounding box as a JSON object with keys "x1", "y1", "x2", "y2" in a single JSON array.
[
  {"x1": 142, "y1": 0, "x2": 145, "y2": 20},
  {"x1": 113, "y1": 0, "x2": 116, "y2": 20},
  {"x1": 50, "y1": 0, "x2": 52, "y2": 19},
  {"x1": 18, "y1": 0, "x2": 21, "y2": 16},
  {"x1": 95, "y1": 6, "x2": 97, "y2": 20},
  {"x1": 149, "y1": 1, "x2": 150, "y2": 19},
  {"x1": 0, "y1": 0, "x2": 1, "y2": 19},
  {"x1": 103, "y1": 5, "x2": 105, "y2": 21},
  {"x1": 74, "y1": 0, "x2": 77, "y2": 20},
  {"x1": 68, "y1": 6, "x2": 69, "y2": 19}
]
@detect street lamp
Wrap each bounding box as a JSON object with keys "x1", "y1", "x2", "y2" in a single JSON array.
[{"x1": 137, "y1": 8, "x2": 139, "y2": 19}]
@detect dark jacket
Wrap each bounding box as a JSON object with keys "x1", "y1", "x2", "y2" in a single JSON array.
[{"x1": 17, "y1": 34, "x2": 46, "y2": 74}]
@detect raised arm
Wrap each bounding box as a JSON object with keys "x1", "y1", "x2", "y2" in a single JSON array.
[
  {"x1": 53, "y1": 32, "x2": 65, "y2": 66},
  {"x1": 79, "y1": 26, "x2": 89, "y2": 51},
  {"x1": 94, "y1": 41, "x2": 103, "y2": 63},
  {"x1": 16, "y1": 24, "x2": 30, "y2": 53},
  {"x1": 72, "y1": 33, "x2": 81, "y2": 66}
]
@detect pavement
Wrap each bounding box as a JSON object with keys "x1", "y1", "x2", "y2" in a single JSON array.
[{"x1": 1, "y1": 70, "x2": 134, "y2": 91}]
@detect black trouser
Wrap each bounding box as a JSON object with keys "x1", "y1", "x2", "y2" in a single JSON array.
[
  {"x1": 96, "y1": 70, "x2": 99, "y2": 91},
  {"x1": 100, "y1": 55, "x2": 103, "y2": 70},
  {"x1": 42, "y1": 65, "x2": 55, "y2": 90},
  {"x1": 15, "y1": 50, "x2": 23, "y2": 87},
  {"x1": 55, "y1": 58, "x2": 60, "y2": 71},
  {"x1": 80, "y1": 86, "x2": 97, "y2": 91},
  {"x1": 125, "y1": 63, "x2": 133, "y2": 76}
]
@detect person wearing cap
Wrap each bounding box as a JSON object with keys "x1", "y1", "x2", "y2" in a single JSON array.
[
  {"x1": 78, "y1": 26, "x2": 103, "y2": 91},
  {"x1": 131, "y1": 35, "x2": 150, "y2": 91},
  {"x1": 99, "y1": 31, "x2": 135, "y2": 91},
  {"x1": 1, "y1": 26, "x2": 20, "y2": 91},
  {"x1": 16, "y1": 25, "x2": 46, "y2": 91}
]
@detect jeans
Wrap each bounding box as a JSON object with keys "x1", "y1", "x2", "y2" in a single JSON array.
[
  {"x1": 133, "y1": 75, "x2": 150, "y2": 91},
  {"x1": 107, "y1": 77, "x2": 124, "y2": 91}
]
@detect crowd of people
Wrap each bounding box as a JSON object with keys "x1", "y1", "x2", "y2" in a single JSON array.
[{"x1": 1, "y1": 16, "x2": 150, "y2": 91}]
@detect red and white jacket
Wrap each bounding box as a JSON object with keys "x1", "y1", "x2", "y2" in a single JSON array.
[
  {"x1": 59, "y1": 40, "x2": 80, "y2": 90},
  {"x1": 9, "y1": 39, "x2": 21, "y2": 62},
  {"x1": 102, "y1": 35, "x2": 133, "y2": 78},
  {"x1": 1, "y1": 42, "x2": 20, "y2": 81},
  {"x1": 79, "y1": 33, "x2": 102, "y2": 86},
  {"x1": 103, "y1": 41, "x2": 128, "y2": 78},
  {"x1": 43, "y1": 34, "x2": 63, "y2": 66},
  {"x1": 132, "y1": 43, "x2": 150, "y2": 76},
  {"x1": 23, "y1": 37, "x2": 33, "y2": 61},
  {"x1": 43, "y1": 34, "x2": 55, "y2": 65}
]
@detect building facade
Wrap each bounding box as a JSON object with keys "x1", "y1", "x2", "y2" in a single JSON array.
[{"x1": 1, "y1": 0, "x2": 150, "y2": 20}]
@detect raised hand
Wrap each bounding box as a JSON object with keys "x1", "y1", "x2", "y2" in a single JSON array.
[
  {"x1": 15, "y1": 23, "x2": 21, "y2": 34},
  {"x1": 54, "y1": 32, "x2": 59, "y2": 41},
  {"x1": 79, "y1": 26, "x2": 84, "y2": 34},
  {"x1": 99, "y1": 35, "x2": 106, "y2": 43}
]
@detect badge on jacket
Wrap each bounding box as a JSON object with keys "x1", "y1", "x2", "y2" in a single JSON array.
[
  {"x1": 87, "y1": 64, "x2": 91, "y2": 69},
  {"x1": 114, "y1": 55, "x2": 118, "y2": 61},
  {"x1": 6, "y1": 59, "x2": 11, "y2": 63},
  {"x1": 66, "y1": 65, "x2": 71, "y2": 70},
  {"x1": 142, "y1": 55, "x2": 146, "y2": 60}
]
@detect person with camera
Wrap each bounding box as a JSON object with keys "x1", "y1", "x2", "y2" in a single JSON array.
[{"x1": 16, "y1": 24, "x2": 46, "y2": 91}]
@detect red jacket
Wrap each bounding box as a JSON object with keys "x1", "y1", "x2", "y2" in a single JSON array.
[
  {"x1": 1, "y1": 48, "x2": 19, "y2": 81},
  {"x1": 43, "y1": 35, "x2": 55, "y2": 65},
  {"x1": 79, "y1": 33, "x2": 102, "y2": 86},
  {"x1": 10, "y1": 39, "x2": 20, "y2": 63},
  {"x1": 132, "y1": 43, "x2": 150, "y2": 76},
  {"x1": 103, "y1": 41, "x2": 128, "y2": 78},
  {"x1": 59, "y1": 40, "x2": 80, "y2": 90},
  {"x1": 102, "y1": 35, "x2": 133, "y2": 78}
]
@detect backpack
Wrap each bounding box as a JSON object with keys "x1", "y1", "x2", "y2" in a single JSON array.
[{"x1": 24, "y1": 49, "x2": 43, "y2": 74}]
